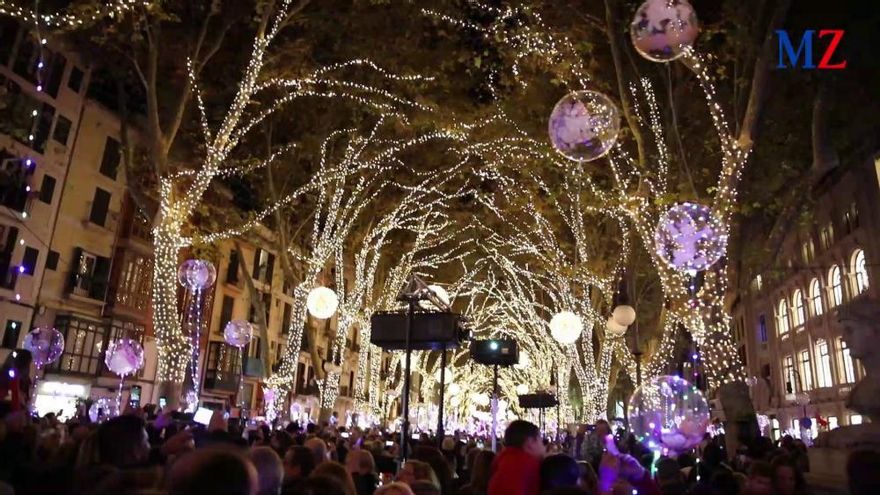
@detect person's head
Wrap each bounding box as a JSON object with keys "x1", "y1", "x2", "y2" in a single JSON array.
[
  {"x1": 311, "y1": 461, "x2": 357, "y2": 495},
  {"x1": 503, "y1": 420, "x2": 545, "y2": 458},
  {"x1": 577, "y1": 461, "x2": 597, "y2": 494},
  {"x1": 655, "y1": 456, "x2": 684, "y2": 486},
  {"x1": 771, "y1": 457, "x2": 804, "y2": 495},
  {"x1": 411, "y1": 445, "x2": 452, "y2": 490},
  {"x1": 271, "y1": 430, "x2": 293, "y2": 456},
  {"x1": 96, "y1": 414, "x2": 150, "y2": 467},
  {"x1": 594, "y1": 420, "x2": 610, "y2": 437},
  {"x1": 540, "y1": 454, "x2": 581, "y2": 491},
  {"x1": 305, "y1": 437, "x2": 328, "y2": 465},
  {"x1": 397, "y1": 459, "x2": 439, "y2": 487},
  {"x1": 441, "y1": 436, "x2": 455, "y2": 452},
  {"x1": 249, "y1": 446, "x2": 284, "y2": 495},
  {"x1": 288, "y1": 475, "x2": 347, "y2": 495},
  {"x1": 169, "y1": 449, "x2": 258, "y2": 495},
  {"x1": 345, "y1": 448, "x2": 376, "y2": 476},
  {"x1": 745, "y1": 461, "x2": 774, "y2": 495},
  {"x1": 409, "y1": 480, "x2": 440, "y2": 495},
  {"x1": 847, "y1": 449, "x2": 880, "y2": 495},
  {"x1": 469, "y1": 449, "x2": 495, "y2": 490},
  {"x1": 284, "y1": 445, "x2": 317, "y2": 480},
  {"x1": 374, "y1": 481, "x2": 415, "y2": 495},
  {"x1": 710, "y1": 469, "x2": 740, "y2": 495}
]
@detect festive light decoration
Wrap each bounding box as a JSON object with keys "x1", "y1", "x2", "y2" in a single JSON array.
[
  {"x1": 548, "y1": 91, "x2": 620, "y2": 162},
  {"x1": 88, "y1": 397, "x2": 116, "y2": 423},
  {"x1": 654, "y1": 202, "x2": 728, "y2": 273},
  {"x1": 223, "y1": 320, "x2": 254, "y2": 348},
  {"x1": 434, "y1": 367, "x2": 455, "y2": 385},
  {"x1": 605, "y1": 318, "x2": 628, "y2": 338},
  {"x1": 630, "y1": 0, "x2": 699, "y2": 62},
  {"x1": 629, "y1": 375, "x2": 710, "y2": 454},
  {"x1": 419, "y1": 284, "x2": 451, "y2": 310},
  {"x1": 177, "y1": 259, "x2": 217, "y2": 289},
  {"x1": 516, "y1": 383, "x2": 529, "y2": 395},
  {"x1": 178, "y1": 260, "x2": 216, "y2": 406},
  {"x1": 23, "y1": 327, "x2": 64, "y2": 370},
  {"x1": 549, "y1": 311, "x2": 583, "y2": 345},
  {"x1": 105, "y1": 338, "x2": 145, "y2": 377},
  {"x1": 306, "y1": 287, "x2": 339, "y2": 320},
  {"x1": 612, "y1": 305, "x2": 637, "y2": 326}
]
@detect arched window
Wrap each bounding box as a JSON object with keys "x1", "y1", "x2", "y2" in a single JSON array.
[
  {"x1": 852, "y1": 249, "x2": 869, "y2": 294},
  {"x1": 776, "y1": 299, "x2": 791, "y2": 336},
  {"x1": 829, "y1": 265, "x2": 844, "y2": 307},
  {"x1": 792, "y1": 290, "x2": 806, "y2": 327},
  {"x1": 809, "y1": 278, "x2": 824, "y2": 316}
]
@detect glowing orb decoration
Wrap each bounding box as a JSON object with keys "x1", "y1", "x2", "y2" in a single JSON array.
[
  {"x1": 434, "y1": 367, "x2": 454, "y2": 385},
  {"x1": 23, "y1": 326, "x2": 64, "y2": 369},
  {"x1": 654, "y1": 202, "x2": 727, "y2": 272},
  {"x1": 612, "y1": 305, "x2": 637, "y2": 326},
  {"x1": 419, "y1": 284, "x2": 451, "y2": 310},
  {"x1": 104, "y1": 338, "x2": 145, "y2": 377},
  {"x1": 88, "y1": 397, "x2": 117, "y2": 423},
  {"x1": 549, "y1": 311, "x2": 583, "y2": 345},
  {"x1": 516, "y1": 384, "x2": 529, "y2": 395},
  {"x1": 450, "y1": 395, "x2": 462, "y2": 407},
  {"x1": 630, "y1": 0, "x2": 699, "y2": 62},
  {"x1": 628, "y1": 375, "x2": 710, "y2": 453},
  {"x1": 473, "y1": 393, "x2": 491, "y2": 407},
  {"x1": 515, "y1": 350, "x2": 530, "y2": 369},
  {"x1": 306, "y1": 286, "x2": 339, "y2": 320},
  {"x1": 448, "y1": 383, "x2": 461, "y2": 396},
  {"x1": 606, "y1": 318, "x2": 628, "y2": 338},
  {"x1": 548, "y1": 90, "x2": 620, "y2": 162},
  {"x1": 223, "y1": 320, "x2": 254, "y2": 348},
  {"x1": 177, "y1": 259, "x2": 217, "y2": 289}
]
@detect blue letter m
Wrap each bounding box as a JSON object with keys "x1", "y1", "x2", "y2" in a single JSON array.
[{"x1": 777, "y1": 30, "x2": 815, "y2": 68}]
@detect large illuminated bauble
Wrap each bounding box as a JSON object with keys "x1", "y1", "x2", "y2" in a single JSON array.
[
  {"x1": 223, "y1": 320, "x2": 253, "y2": 348},
  {"x1": 306, "y1": 286, "x2": 339, "y2": 319},
  {"x1": 516, "y1": 384, "x2": 529, "y2": 395},
  {"x1": 434, "y1": 367, "x2": 454, "y2": 385},
  {"x1": 628, "y1": 375, "x2": 710, "y2": 453},
  {"x1": 549, "y1": 311, "x2": 583, "y2": 345},
  {"x1": 450, "y1": 395, "x2": 462, "y2": 407},
  {"x1": 548, "y1": 90, "x2": 620, "y2": 162},
  {"x1": 177, "y1": 259, "x2": 217, "y2": 289},
  {"x1": 606, "y1": 318, "x2": 628, "y2": 338},
  {"x1": 419, "y1": 284, "x2": 451, "y2": 310},
  {"x1": 104, "y1": 338, "x2": 145, "y2": 377},
  {"x1": 630, "y1": 0, "x2": 699, "y2": 62},
  {"x1": 612, "y1": 305, "x2": 637, "y2": 326},
  {"x1": 473, "y1": 393, "x2": 491, "y2": 407},
  {"x1": 23, "y1": 326, "x2": 64, "y2": 369},
  {"x1": 514, "y1": 350, "x2": 530, "y2": 369},
  {"x1": 88, "y1": 397, "x2": 117, "y2": 423},
  {"x1": 448, "y1": 383, "x2": 461, "y2": 396},
  {"x1": 654, "y1": 202, "x2": 727, "y2": 272}
]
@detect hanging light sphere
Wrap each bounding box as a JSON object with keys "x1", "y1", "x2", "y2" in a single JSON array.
[
  {"x1": 473, "y1": 393, "x2": 491, "y2": 407},
  {"x1": 549, "y1": 311, "x2": 583, "y2": 345},
  {"x1": 419, "y1": 284, "x2": 451, "y2": 310},
  {"x1": 434, "y1": 367, "x2": 454, "y2": 385},
  {"x1": 606, "y1": 318, "x2": 628, "y2": 338},
  {"x1": 104, "y1": 338, "x2": 145, "y2": 377},
  {"x1": 23, "y1": 326, "x2": 64, "y2": 369},
  {"x1": 628, "y1": 375, "x2": 710, "y2": 454},
  {"x1": 548, "y1": 90, "x2": 621, "y2": 162},
  {"x1": 307, "y1": 286, "x2": 339, "y2": 319},
  {"x1": 654, "y1": 202, "x2": 727, "y2": 272},
  {"x1": 516, "y1": 384, "x2": 529, "y2": 395},
  {"x1": 612, "y1": 305, "x2": 637, "y2": 326},
  {"x1": 514, "y1": 350, "x2": 530, "y2": 369},
  {"x1": 88, "y1": 397, "x2": 117, "y2": 423},
  {"x1": 630, "y1": 0, "x2": 700, "y2": 62},
  {"x1": 177, "y1": 259, "x2": 217, "y2": 289},
  {"x1": 223, "y1": 320, "x2": 253, "y2": 348},
  {"x1": 450, "y1": 395, "x2": 462, "y2": 408},
  {"x1": 448, "y1": 383, "x2": 461, "y2": 396}
]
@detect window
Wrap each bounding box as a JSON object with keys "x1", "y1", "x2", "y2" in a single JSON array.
[
  {"x1": 89, "y1": 188, "x2": 111, "y2": 226},
  {"x1": 850, "y1": 415, "x2": 863, "y2": 425},
  {"x1": 251, "y1": 248, "x2": 275, "y2": 285},
  {"x1": 810, "y1": 278, "x2": 824, "y2": 316},
  {"x1": 218, "y1": 295, "x2": 235, "y2": 333},
  {"x1": 0, "y1": 83, "x2": 54, "y2": 152},
  {"x1": 828, "y1": 416, "x2": 838, "y2": 430},
  {"x1": 296, "y1": 362, "x2": 306, "y2": 394},
  {"x1": 0, "y1": 225, "x2": 20, "y2": 289},
  {"x1": 98, "y1": 137, "x2": 121, "y2": 179},
  {"x1": 69, "y1": 248, "x2": 111, "y2": 300},
  {"x1": 815, "y1": 339, "x2": 833, "y2": 388},
  {"x1": 801, "y1": 239, "x2": 815, "y2": 264},
  {"x1": 792, "y1": 290, "x2": 806, "y2": 328},
  {"x1": 21, "y1": 246, "x2": 38, "y2": 275},
  {"x1": 0, "y1": 18, "x2": 18, "y2": 64},
  {"x1": 67, "y1": 66, "x2": 84, "y2": 93},
  {"x1": 771, "y1": 418, "x2": 780, "y2": 441},
  {"x1": 752, "y1": 275, "x2": 763, "y2": 292},
  {"x1": 776, "y1": 299, "x2": 791, "y2": 336},
  {"x1": 52, "y1": 115, "x2": 71, "y2": 145},
  {"x1": 38, "y1": 174, "x2": 56, "y2": 203},
  {"x1": 226, "y1": 250, "x2": 240, "y2": 284},
  {"x1": 282, "y1": 302, "x2": 292, "y2": 335},
  {"x1": 115, "y1": 255, "x2": 151, "y2": 311},
  {"x1": 791, "y1": 419, "x2": 800, "y2": 438},
  {"x1": 49, "y1": 316, "x2": 107, "y2": 375},
  {"x1": 44, "y1": 53, "x2": 66, "y2": 98},
  {"x1": 844, "y1": 203, "x2": 859, "y2": 233},
  {"x1": 852, "y1": 249, "x2": 869, "y2": 294},
  {"x1": 799, "y1": 350, "x2": 813, "y2": 391},
  {"x1": 839, "y1": 338, "x2": 856, "y2": 383},
  {"x1": 1, "y1": 320, "x2": 21, "y2": 348},
  {"x1": 45, "y1": 250, "x2": 59, "y2": 271},
  {"x1": 820, "y1": 223, "x2": 835, "y2": 250},
  {"x1": 12, "y1": 37, "x2": 39, "y2": 82},
  {"x1": 32, "y1": 103, "x2": 55, "y2": 153},
  {"x1": 784, "y1": 355, "x2": 796, "y2": 394},
  {"x1": 829, "y1": 265, "x2": 843, "y2": 307}
]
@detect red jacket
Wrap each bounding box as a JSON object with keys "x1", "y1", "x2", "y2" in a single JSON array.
[{"x1": 487, "y1": 447, "x2": 541, "y2": 495}]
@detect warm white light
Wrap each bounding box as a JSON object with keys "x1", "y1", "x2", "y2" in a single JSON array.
[
  {"x1": 434, "y1": 367, "x2": 454, "y2": 384},
  {"x1": 606, "y1": 318, "x2": 628, "y2": 338},
  {"x1": 307, "y1": 286, "x2": 339, "y2": 319},
  {"x1": 473, "y1": 393, "x2": 490, "y2": 407},
  {"x1": 514, "y1": 350, "x2": 530, "y2": 369},
  {"x1": 419, "y1": 284, "x2": 450, "y2": 310},
  {"x1": 612, "y1": 305, "x2": 636, "y2": 326},
  {"x1": 550, "y1": 311, "x2": 583, "y2": 344},
  {"x1": 448, "y1": 383, "x2": 461, "y2": 396},
  {"x1": 516, "y1": 384, "x2": 529, "y2": 395}
]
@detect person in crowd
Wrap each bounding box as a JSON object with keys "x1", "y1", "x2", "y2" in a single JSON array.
[
  {"x1": 250, "y1": 446, "x2": 285, "y2": 495},
  {"x1": 582, "y1": 421, "x2": 610, "y2": 471},
  {"x1": 168, "y1": 448, "x2": 259, "y2": 495},
  {"x1": 312, "y1": 460, "x2": 358, "y2": 495},
  {"x1": 397, "y1": 459, "x2": 441, "y2": 488},
  {"x1": 409, "y1": 479, "x2": 441, "y2": 495},
  {"x1": 771, "y1": 456, "x2": 808, "y2": 495},
  {"x1": 305, "y1": 437, "x2": 328, "y2": 466},
  {"x1": 346, "y1": 448, "x2": 379, "y2": 495},
  {"x1": 283, "y1": 445, "x2": 318, "y2": 494},
  {"x1": 412, "y1": 445, "x2": 453, "y2": 495},
  {"x1": 375, "y1": 481, "x2": 416, "y2": 495},
  {"x1": 654, "y1": 457, "x2": 687, "y2": 495},
  {"x1": 847, "y1": 449, "x2": 880, "y2": 495},
  {"x1": 288, "y1": 475, "x2": 349, "y2": 495},
  {"x1": 487, "y1": 420, "x2": 545, "y2": 495},
  {"x1": 576, "y1": 461, "x2": 597, "y2": 495},
  {"x1": 457, "y1": 449, "x2": 494, "y2": 495},
  {"x1": 540, "y1": 454, "x2": 581, "y2": 492},
  {"x1": 742, "y1": 460, "x2": 775, "y2": 495},
  {"x1": 271, "y1": 431, "x2": 294, "y2": 459},
  {"x1": 96, "y1": 414, "x2": 152, "y2": 468}
]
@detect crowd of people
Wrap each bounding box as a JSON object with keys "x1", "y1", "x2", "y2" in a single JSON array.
[{"x1": 0, "y1": 400, "x2": 878, "y2": 495}]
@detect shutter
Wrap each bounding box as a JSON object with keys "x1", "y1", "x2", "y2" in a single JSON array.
[
  {"x1": 226, "y1": 249, "x2": 239, "y2": 284},
  {"x1": 89, "y1": 255, "x2": 111, "y2": 300},
  {"x1": 252, "y1": 248, "x2": 260, "y2": 280},
  {"x1": 266, "y1": 253, "x2": 275, "y2": 283},
  {"x1": 66, "y1": 247, "x2": 82, "y2": 293}
]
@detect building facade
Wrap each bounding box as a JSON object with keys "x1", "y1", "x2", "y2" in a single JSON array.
[{"x1": 732, "y1": 152, "x2": 880, "y2": 441}]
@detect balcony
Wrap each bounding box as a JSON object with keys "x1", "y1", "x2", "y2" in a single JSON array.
[{"x1": 203, "y1": 370, "x2": 240, "y2": 393}]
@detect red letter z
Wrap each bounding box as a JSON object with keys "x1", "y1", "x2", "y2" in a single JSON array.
[{"x1": 818, "y1": 30, "x2": 847, "y2": 69}]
